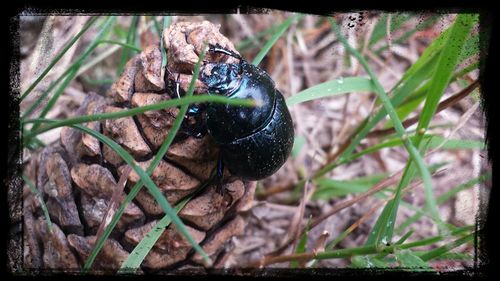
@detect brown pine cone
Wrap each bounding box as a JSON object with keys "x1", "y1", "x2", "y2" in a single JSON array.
[{"x1": 22, "y1": 21, "x2": 256, "y2": 273}]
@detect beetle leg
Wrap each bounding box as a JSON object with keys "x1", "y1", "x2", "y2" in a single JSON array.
[
  {"x1": 214, "y1": 155, "x2": 225, "y2": 195},
  {"x1": 214, "y1": 156, "x2": 236, "y2": 202}
]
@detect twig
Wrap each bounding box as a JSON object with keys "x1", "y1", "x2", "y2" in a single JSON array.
[
  {"x1": 264, "y1": 181, "x2": 312, "y2": 258},
  {"x1": 386, "y1": 14, "x2": 393, "y2": 52},
  {"x1": 367, "y1": 80, "x2": 479, "y2": 138}
]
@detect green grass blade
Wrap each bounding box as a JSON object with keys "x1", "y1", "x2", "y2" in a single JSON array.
[
  {"x1": 396, "y1": 173, "x2": 490, "y2": 234},
  {"x1": 375, "y1": 15, "x2": 441, "y2": 54},
  {"x1": 21, "y1": 16, "x2": 117, "y2": 120},
  {"x1": 312, "y1": 173, "x2": 387, "y2": 200},
  {"x1": 119, "y1": 182, "x2": 207, "y2": 271},
  {"x1": 312, "y1": 226, "x2": 472, "y2": 261},
  {"x1": 97, "y1": 40, "x2": 142, "y2": 52},
  {"x1": 385, "y1": 59, "x2": 479, "y2": 129},
  {"x1": 22, "y1": 94, "x2": 255, "y2": 145},
  {"x1": 419, "y1": 233, "x2": 475, "y2": 261},
  {"x1": 290, "y1": 217, "x2": 311, "y2": 268},
  {"x1": 21, "y1": 16, "x2": 98, "y2": 101},
  {"x1": 252, "y1": 14, "x2": 302, "y2": 66},
  {"x1": 333, "y1": 134, "x2": 483, "y2": 171},
  {"x1": 331, "y1": 19, "x2": 436, "y2": 247},
  {"x1": 365, "y1": 137, "x2": 435, "y2": 246},
  {"x1": 291, "y1": 135, "x2": 306, "y2": 159},
  {"x1": 120, "y1": 42, "x2": 209, "y2": 271},
  {"x1": 286, "y1": 77, "x2": 376, "y2": 107},
  {"x1": 160, "y1": 16, "x2": 171, "y2": 70},
  {"x1": 407, "y1": 13, "x2": 477, "y2": 229},
  {"x1": 395, "y1": 249, "x2": 433, "y2": 271},
  {"x1": 397, "y1": 27, "x2": 450, "y2": 85},
  {"x1": 388, "y1": 31, "x2": 479, "y2": 129},
  {"x1": 236, "y1": 23, "x2": 279, "y2": 52},
  {"x1": 22, "y1": 174, "x2": 52, "y2": 232},
  {"x1": 369, "y1": 13, "x2": 411, "y2": 47},
  {"x1": 314, "y1": 37, "x2": 439, "y2": 180},
  {"x1": 395, "y1": 229, "x2": 414, "y2": 245},
  {"x1": 117, "y1": 16, "x2": 139, "y2": 75},
  {"x1": 151, "y1": 16, "x2": 162, "y2": 38},
  {"x1": 420, "y1": 252, "x2": 473, "y2": 260},
  {"x1": 351, "y1": 256, "x2": 389, "y2": 268},
  {"x1": 414, "y1": 14, "x2": 477, "y2": 144}
]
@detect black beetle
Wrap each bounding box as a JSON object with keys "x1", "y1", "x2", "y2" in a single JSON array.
[{"x1": 168, "y1": 44, "x2": 294, "y2": 192}]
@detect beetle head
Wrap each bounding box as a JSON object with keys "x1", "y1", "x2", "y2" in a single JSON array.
[{"x1": 200, "y1": 63, "x2": 242, "y2": 95}]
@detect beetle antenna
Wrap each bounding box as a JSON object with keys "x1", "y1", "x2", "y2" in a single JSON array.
[{"x1": 208, "y1": 43, "x2": 242, "y2": 61}]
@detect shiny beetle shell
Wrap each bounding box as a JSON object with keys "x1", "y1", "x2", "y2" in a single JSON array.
[{"x1": 199, "y1": 49, "x2": 295, "y2": 180}]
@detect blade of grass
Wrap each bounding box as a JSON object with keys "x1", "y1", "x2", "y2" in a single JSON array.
[
  {"x1": 395, "y1": 249, "x2": 433, "y2": 271},
  {"x1": 312, "y1": 173, "x2": 387, "y2": 200},
  {"x1": 401, "y1": 13, "x2": 477, "y2": 234},
  {"x1": 384, "y1": 34, "x2": 479, "y2": 129},
  {"x1": 247, "y1": 225, "x2": 473, "y2": 267},
  {"x1": 417, "y1": 252, "x2": 473, "y2": 260},
  {"x1": 118, "y1": 21, "x2": 172, "y2": 270},
  {"x1": 22, "y1": 174, "x2": 52, "y2": 232},
  {"x1": 363, "y1": 14, "x2": 476, "y2": 245},
  {"x1": 375, "y1": 225, "x2": 472, "y2": 262},
  {"x1": 151, "y1": 16, "x2": 162, "y2": 38},
  {"x1": 313, "y1": 44, "x2": 440, "y2": 180},
  {"x1": 21, "y1": 16, "x2": 117, "y2": 120},
  {"x1": 320, "y1": 227, "x2": 474, "y2": 260},
  {"x1": 351, "y1": 256, "x2": 389, "y2": 268},
  {"x1": 375, "y1": 14, "x2": 441, "y2": 54},
  {"x1": 252, "y1": 14, "x2": 303, "y2": 66},
  {"x1": 21, "y1": 16, "x2": 98, "y2": 101},
  {"x1": 331, "y1": 134, "x2": 483, "y2": 172},
  {"x1": 77, "y1": 20, "x2": 157, "y2": 78},
  {"x1": 22, "y1": 94, "x2": 255, "y2": 145},
  {"x1": 419, "y1": 232, "x2": 475, "y2": 261},
  {"x1": 364, "y1": 137, "x2": 434, "y2": 246},
  {"x1": 290, "y1": 217, "x2": 312, "y2": 268},
  {"x1": 97, "y1": 40, "x2": 141, "y2": 52},
  {"x1": 160, "y1": 16, "x2": 171, "y2": 70},
  {"x1": 313, "y1": 23, "x2": 469, "y2": 178},
  {"x1": 331, "y1": 18, "x2": 437, "y2": 247},
  {"x1": 310, "y1": 22, "x2": 449, "y2": 177},
  {"x1": 286, "y1": 77, "x2": 376, "y2": 107},
  {"x1": 396, "y1": 173, "x2": 490, "y2": 234},
  {"x1": 291, "y1": 135, "x2": 306, "y2": 159},
  {"x1": 369, "y1": 13, "x2": 411, "y2": 47},
  {"x1": 117, "y1": 16, "x2": 139, "y2": 75},
  {"x1": 396, "y1": 229, "x2": 414, "y2": 245},
  {"x1": 413, "y1": 14, "x2": 477, "y2": 146},
  {"x1": 119, "y1": 181, "x2": 208, "y2": 271},
  {"x1": 236, "y1": 23, "x2": 279, "y2": 51}
]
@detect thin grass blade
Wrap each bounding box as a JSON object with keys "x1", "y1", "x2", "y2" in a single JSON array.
[
  {"x1": 252, "y1": 14, "x2": 302, "y2": 66},
  {"x1": 21, "y1": 16, "x2": 98, "y2": 101},
  {"x1": 22, "y1": 174, "x2": 52, "y2": 232},
  {"x1": 286, "y1": 77, "x2": 376, "y2": 107}
]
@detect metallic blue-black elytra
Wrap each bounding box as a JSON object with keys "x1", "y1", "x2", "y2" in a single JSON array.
[{"x1": 172, "y1": 44, "x2": 294, "y2": 181}]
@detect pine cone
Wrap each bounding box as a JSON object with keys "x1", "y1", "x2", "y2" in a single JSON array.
[{"x1": 22, "y1": 21, "x2": 256, "y2": 273}]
